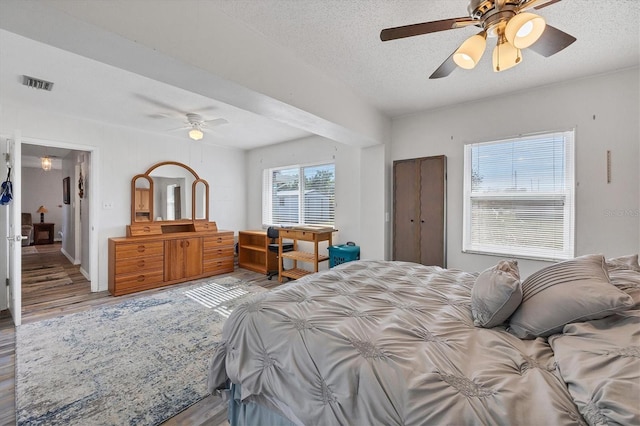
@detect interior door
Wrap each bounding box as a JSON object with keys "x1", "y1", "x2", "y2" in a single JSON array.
[
  {"x1": 5, "y1": 135, "x2": 22, "y2": 326},
  {"x1": 393, "y1": 159, "x2": 420, "y2": 263},
  {"x1": 419, "y1": 156, "x2": 446, "y2": 267}
]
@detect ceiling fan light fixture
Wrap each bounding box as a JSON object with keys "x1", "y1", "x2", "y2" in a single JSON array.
[
  {"x1": 505, "y1": 12, "x2": 546, "y2": 49},
  {"x1": 188, "y1": 128, "x2": 204, "y2": 141},
  {"x1": 41, "y1": 156, "x2": 52, "y2": 171},
  {"x1": 493, "y1": 36, "x2": 521, "y2": 72},
  {"x1": 453, "y1": 32, "x2": 487, "y2": 70}
]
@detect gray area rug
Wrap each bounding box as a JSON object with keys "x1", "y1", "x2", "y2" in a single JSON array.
[{"x1": 16, "y1": 276, "x2": 267, "y2": 425}]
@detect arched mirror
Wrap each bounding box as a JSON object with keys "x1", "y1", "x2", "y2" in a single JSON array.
[
  {"x1": 131, "y1": 161, "x2": 209, "y2": 224},
  {"x1": 131, "y1": 175, "x2": 153, "y2": 223},
  {"x1": 193, "y1": 179, "x2": 209, "y2": 220}
]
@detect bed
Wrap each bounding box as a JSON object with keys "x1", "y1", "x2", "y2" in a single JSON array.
[{"x1": 208, "y1": 255, "x2": 640, "y2": 425}]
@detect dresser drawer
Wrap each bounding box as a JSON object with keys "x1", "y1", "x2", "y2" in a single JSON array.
[
  {"x1": 203, "y1": 257, "x2": 234, "y2": 274},
  {"x1": 115, "y1": 255, "x2": 164, "y2": 275},
  {"x1": 203, "y1": 234, "x2": 234, "y2": 249},
  {"x1": 203, "y1": 246, "x2": 235, "y2": 260},
  {"x1": 113, "y1": 270, "x2": 164, "y2": 291},
  {"x1": 128, "y1": 224, "x2": 163, "y2": 237},
  {"x1": 115, "y1": 241, "x2": 164, "y2": 259}
]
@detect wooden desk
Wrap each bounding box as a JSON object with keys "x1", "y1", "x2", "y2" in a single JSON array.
[
  {"x1": 278, "y1": 227, "x2": 335, "y2": 282},
  {"x1": 33, "y1": 222, "x2": 54, "y2": 245},
  {"x1": 238, "y1": 230, "x2": 278, "y2": 275}
]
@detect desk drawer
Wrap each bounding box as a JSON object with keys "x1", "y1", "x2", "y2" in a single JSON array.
[
  {"x1": 115, "y1": 241, "x2": 164, "y2": 259},
  {"x1": 115, "y1": 255, "x2": 164, "y2": 275},
  {"x1": 278, "y1": 229, "x2": 318, "y2": 240}
]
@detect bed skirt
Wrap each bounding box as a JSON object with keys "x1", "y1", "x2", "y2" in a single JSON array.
[{"x1": 227, "y1": 383, "x2": 297, "y2": 426}]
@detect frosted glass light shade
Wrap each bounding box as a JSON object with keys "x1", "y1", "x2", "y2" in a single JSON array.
[
  {"x1": 41, "y1": 156, "x2": 52, "y2": 171},
  {"x1": 493, "y1": 40, "x2": 521, "y2": 72},
  {"x1": 505, "y1": 13, "x2": 546, "y2": 49},
  {"x1": 188, "y1": 128, "x2": 204, "y2": 141},
  {"x1": 453, "y1": 33, "x2": 487, "y2": 69}
]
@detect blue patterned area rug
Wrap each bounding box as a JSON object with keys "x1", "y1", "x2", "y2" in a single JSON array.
[{"x1": 15, "y1": 276, "x2": 267, "y2": 426}]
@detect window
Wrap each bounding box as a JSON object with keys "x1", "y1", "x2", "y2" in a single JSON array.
[
  {"x1": 262, "y1": 163, "x2": 335, "y2": 227},
  {"x1": 463, "y1": 130, "x2": 575, "y2": 261}
]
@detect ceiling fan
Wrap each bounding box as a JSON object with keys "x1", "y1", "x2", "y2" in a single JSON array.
[
  {"x1": 380, "y1": 0, "x2": 576, "y2": 79},
  {"x1": 134, "y1": 94, "x2": 228, "y2": 140},
  {"x1": 170, "y1": 113, "x2": 228, "y2": 141}
]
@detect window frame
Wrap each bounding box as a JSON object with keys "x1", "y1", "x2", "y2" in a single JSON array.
[
  {"x1": 462, "y1": 130, "x2": 576, "y2": 261},
  {"x1": 262, "y1": 161, "x2": 336, "y2": 227}
]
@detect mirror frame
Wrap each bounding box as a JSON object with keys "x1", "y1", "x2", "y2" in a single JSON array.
[
  {"x1": 131, "y1": 175, "x2": 154, "y2": 223},
  {"x1": 131, "y1": 161, "x2": 209, "y2": 224}
]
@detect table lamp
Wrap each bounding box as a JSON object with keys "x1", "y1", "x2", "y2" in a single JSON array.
[{"x1": 37, "y1": 205, "x2": 48, "y2": 223}]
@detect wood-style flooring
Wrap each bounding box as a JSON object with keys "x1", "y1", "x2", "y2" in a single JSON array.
[{"x1": 0, "y1": 243, "x2": 281, "y2": 426}]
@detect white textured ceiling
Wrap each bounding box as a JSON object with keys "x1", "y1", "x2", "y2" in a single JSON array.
[
  {"x1": 1, "y1": 0, "x2": 639, "y2": 150},
  {"x1": 209, "y1": 0, "x2": 640, "y2": 116}
]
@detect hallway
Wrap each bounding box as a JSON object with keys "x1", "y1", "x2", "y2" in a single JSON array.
[{"x1": 21, "y1": 243, "x2": 106, "y2": 322}]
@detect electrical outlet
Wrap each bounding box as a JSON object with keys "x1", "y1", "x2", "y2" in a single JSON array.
[{"x1": 103, "y1": 202, "x2": 113, "y2": 210}]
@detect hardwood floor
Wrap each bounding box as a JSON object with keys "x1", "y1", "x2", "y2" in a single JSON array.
[{"x1": 0, "y1": 243, "x2": 280, "y2": 426}]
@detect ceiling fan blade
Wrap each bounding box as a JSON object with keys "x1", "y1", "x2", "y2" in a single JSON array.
[
  {"x1": 203, "y1": 118, "x2": 228, "y2": 127},
  {"x1": 134, "y1": 94, "x2": 186, "y2": 115},
  {"x1": 166, "y1": 125, "x2": 191, "y2": 132},
  {"x1": 518, "y1": 0, "x2": 562, "y2": 11},
  {"x1": 429, "y1": 52, "x2": 457, "y2": 79},
  {"x1": 528, "y1": 24, "x2": 576, "y2": 57},
  {"x1": 381, "y1": 17, "x2": 474, "y2": 41}
]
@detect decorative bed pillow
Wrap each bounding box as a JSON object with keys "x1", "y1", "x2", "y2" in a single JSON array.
[
  {"x1": 471, "y1": 259, "x2": 521, "y2": 328},
  {"x1": 507, "y1": 254, "x2": 634, "y2": 339},
  {"x1": 606, "y1": 254, "x2": 640, "y2": 272},
  {"x1": 609, "y1": 269, "x2": 640, "y2": 307}
]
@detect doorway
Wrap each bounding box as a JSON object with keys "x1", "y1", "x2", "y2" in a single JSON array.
[{"x1": 19, "y1": 137, "x2": 99, "y2": 317}]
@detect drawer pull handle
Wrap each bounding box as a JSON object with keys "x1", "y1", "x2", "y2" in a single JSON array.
[
  {"x1": 137, "y1": 260, "x2": 145, "y2": 267},
  {"x1": 143, "y1": 227, "x2": 151, "y2": 232},
  {"x1": 137, "y1": 246, "x2": 146, "y2": 253},
  {"x1": 217, "y1": 238, "x2": 223, "y2": 243},
  {"x1": 137, "y1": 275, "x2": 145, "y2": 282}
]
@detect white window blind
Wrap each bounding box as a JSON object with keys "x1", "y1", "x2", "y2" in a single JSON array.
[
  {"x1": 262, "y1": 163, "x2": 335, "y2": 227},
  {"x1": 463, "y1": 130, "x2": 575, "y2": 261}
]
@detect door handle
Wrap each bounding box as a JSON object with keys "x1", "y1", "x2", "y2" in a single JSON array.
[{"x1": 7, "y1": 235, "x2": 26, "y2": 242}]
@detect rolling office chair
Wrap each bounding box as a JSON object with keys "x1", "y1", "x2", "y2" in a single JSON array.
[{"x1": 266, "y1": 226, "x2": 294, "y2": 280}]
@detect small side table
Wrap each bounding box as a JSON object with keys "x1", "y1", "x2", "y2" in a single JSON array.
[{"x1": 33, "y1": 222, "x2": 54, "y2": 245}]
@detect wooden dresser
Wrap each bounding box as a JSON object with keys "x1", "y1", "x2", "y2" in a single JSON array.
[{"x1": 108, "y1": 222, "x2": 234, "y2": 296}]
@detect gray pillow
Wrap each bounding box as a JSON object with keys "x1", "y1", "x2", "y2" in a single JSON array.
[
  {"x1": 471, "y1": 260, "x2": 522, "y2": 328},
  {"x1": 507, "y1": 254, "x2": 634, "y2": 339},
  {"x1": 606, "y1": 254, "x2": 640, "y2": 272},
  {"x1": 609, "y1": 269, "x2": 640, "y2": 308}
]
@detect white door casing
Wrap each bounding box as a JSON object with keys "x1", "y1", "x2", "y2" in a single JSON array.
[{"x1": 5, "y1": 134, "x2": 22, "y2": 326}]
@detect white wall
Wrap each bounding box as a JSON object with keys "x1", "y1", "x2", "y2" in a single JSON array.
[
  {"x1": 245, "y1": 135, "x2": 362, "y2": 267},
  {"x1": 1, "y1": 102, "x2": 247, "y2": 292},
  {"x1": 360, "y1": 144, "x2": 387, "y2": 261},
  {"x1": 391, "y1": 67, "x2": 640, "y2": 277}
]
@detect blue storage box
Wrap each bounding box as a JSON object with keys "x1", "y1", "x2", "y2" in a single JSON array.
[{"x1": 328, "y1": 245, "x2": 360, "y2": 268}]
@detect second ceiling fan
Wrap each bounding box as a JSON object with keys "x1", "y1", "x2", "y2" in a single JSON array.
[{"x1": 380, "y1": 0, "x2": 576, "y2": 79}]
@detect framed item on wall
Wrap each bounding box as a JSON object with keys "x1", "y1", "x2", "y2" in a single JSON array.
[{"x1": 63, "y1": 176, "x2": 70, "y2": 204}]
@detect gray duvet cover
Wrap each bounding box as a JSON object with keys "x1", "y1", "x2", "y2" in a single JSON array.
[{"x1": 209, "y1": 260, "x2": 634, "y2": 425}]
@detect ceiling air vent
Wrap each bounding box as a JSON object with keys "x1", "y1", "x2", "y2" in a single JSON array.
[{"x1": 22, "y1": 75, "x2": 54, "y2": 91}]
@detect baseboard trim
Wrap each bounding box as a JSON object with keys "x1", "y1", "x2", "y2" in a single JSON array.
[{"x1": 60, "y1": 247, "x2": 80, "y2": 265}]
